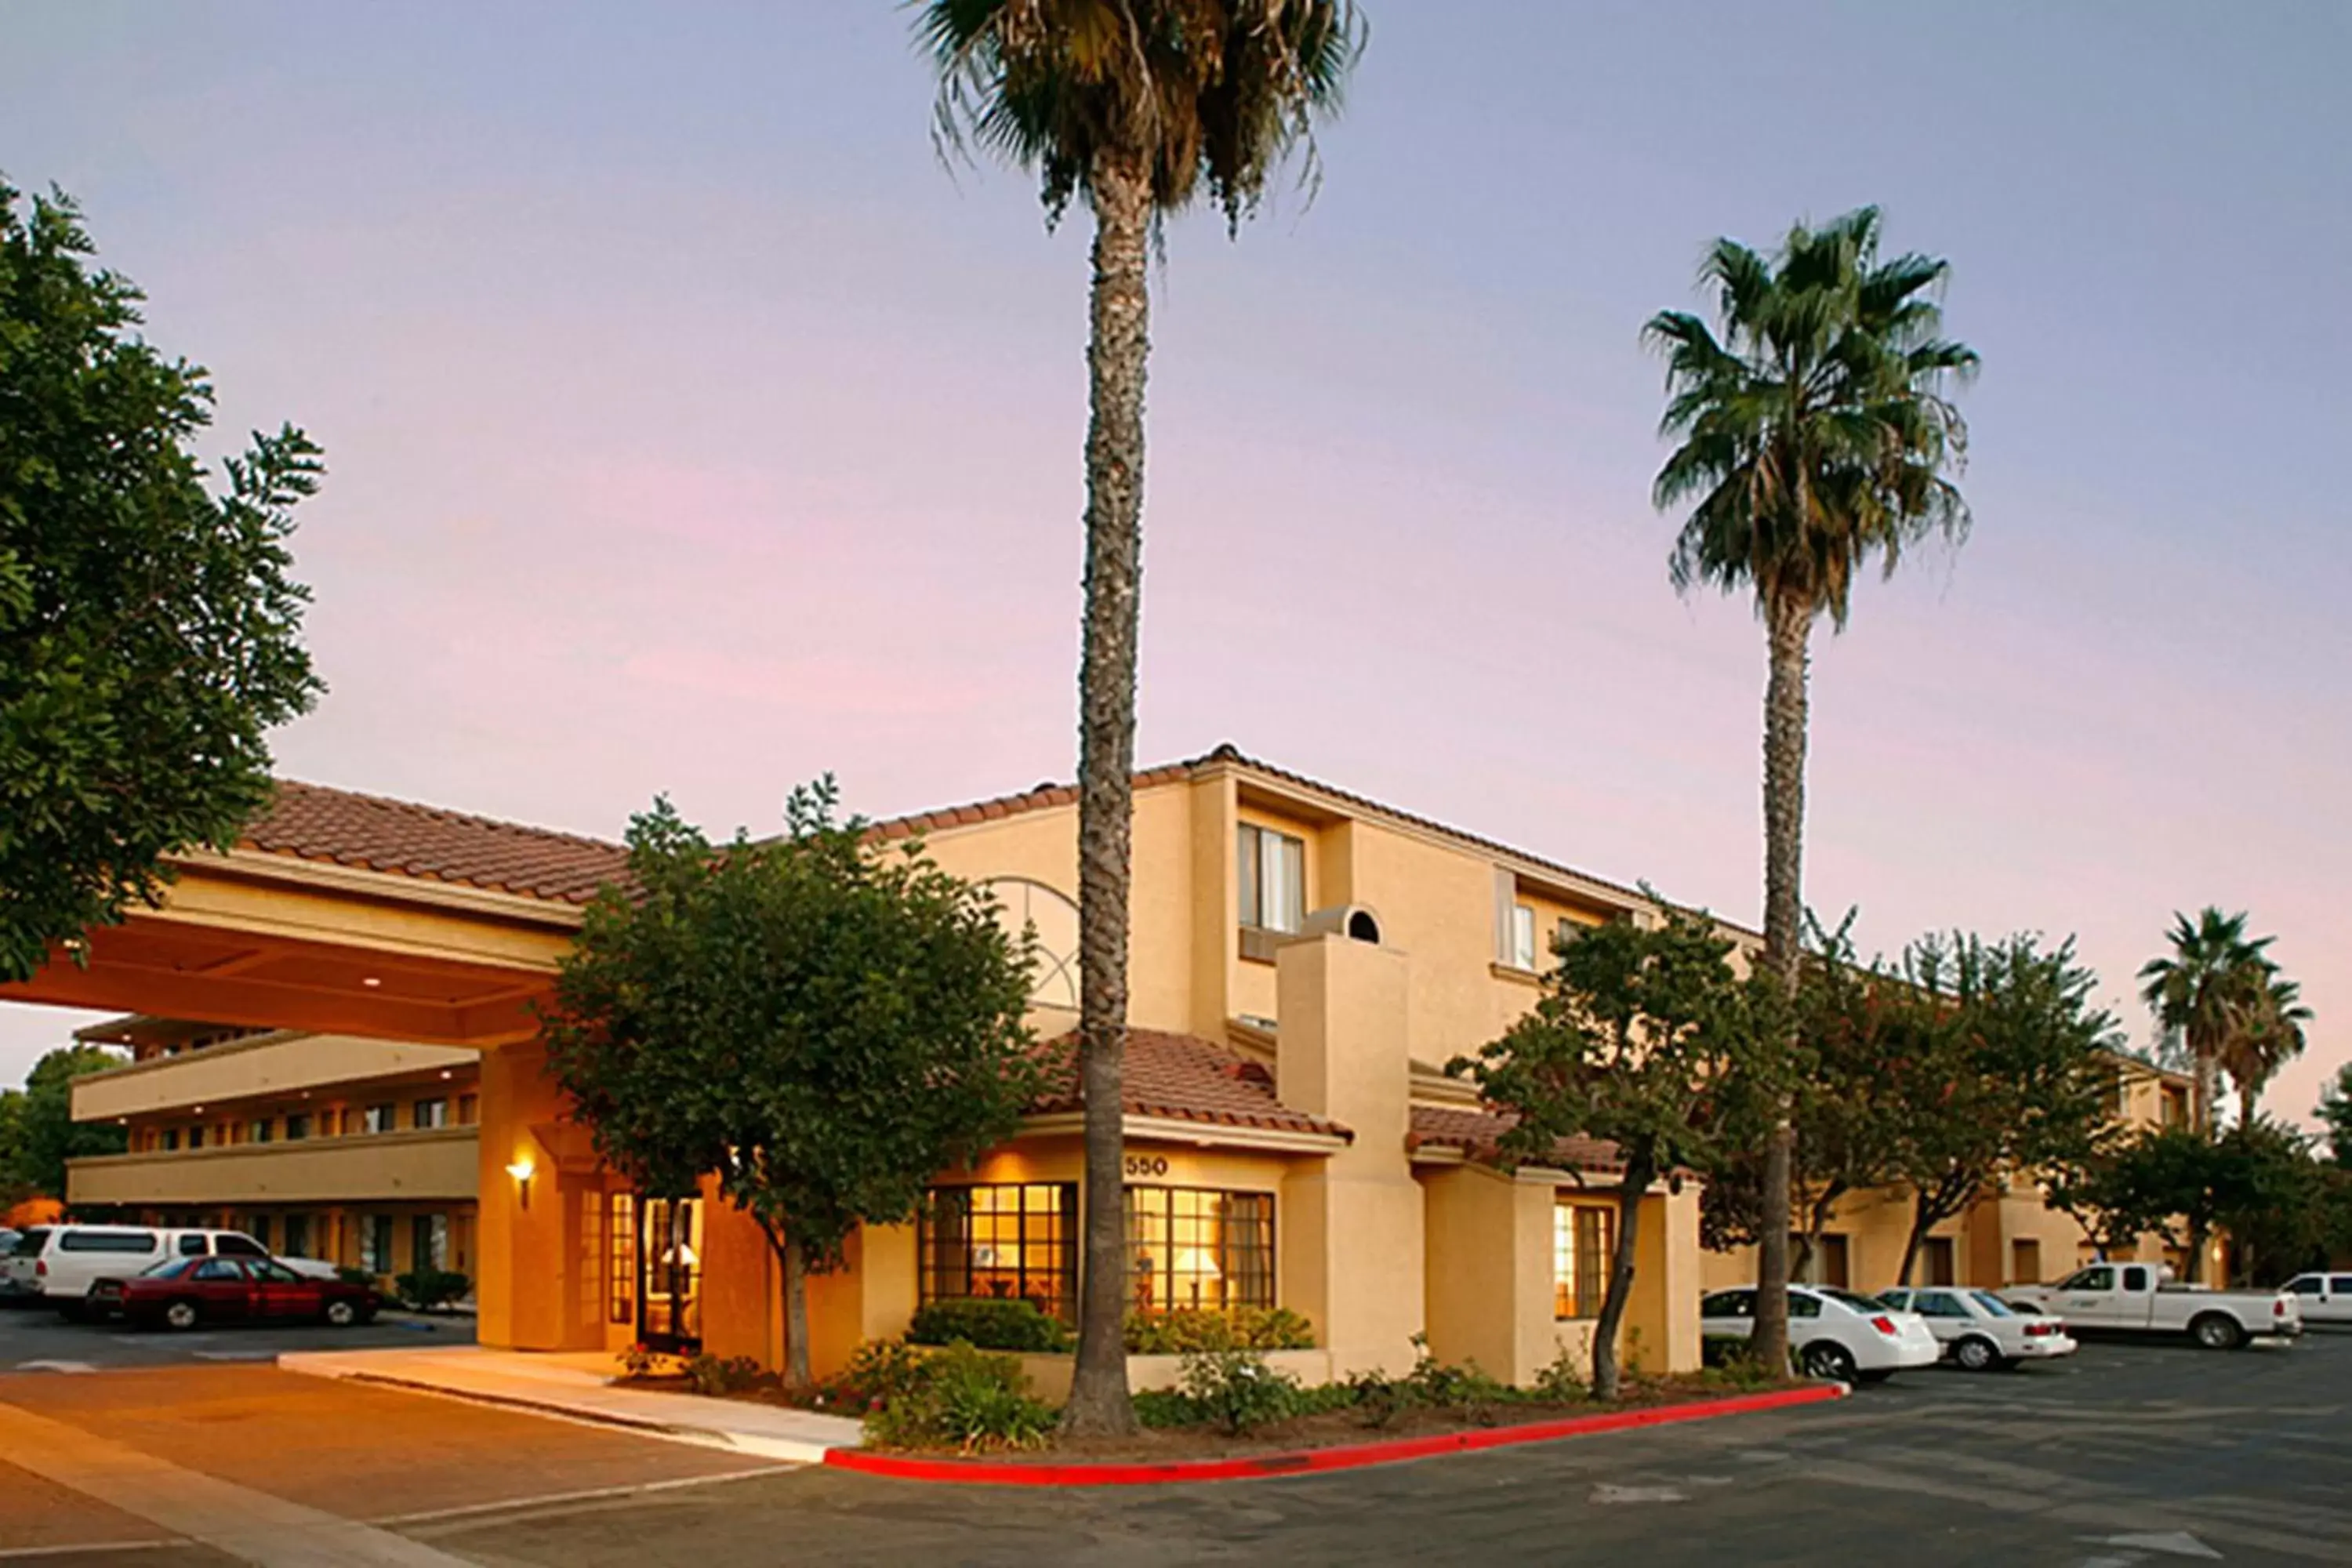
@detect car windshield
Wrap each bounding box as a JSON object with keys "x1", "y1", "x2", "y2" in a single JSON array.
[
  {"x1": 1821, "y1": 1288, "x2": 1891, "y2": 1314},
  {"x1": 1968, "y1": 1290, "x2": 2016, "y2": 1317},
  {"x1": 136, "y1": 1258, "x2": 195, "y2": 1279}
]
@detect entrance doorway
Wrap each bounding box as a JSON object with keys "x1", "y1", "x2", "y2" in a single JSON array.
[{"x1": 638, "y1": 1196, "x2": 703, "y2": 1354}]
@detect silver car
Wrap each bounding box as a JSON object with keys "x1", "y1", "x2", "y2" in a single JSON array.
[{"x1": 1879, "y1": 1286, "x2": 2078, "y2": 1370}]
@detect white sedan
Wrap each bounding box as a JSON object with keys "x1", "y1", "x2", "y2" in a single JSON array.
[
  {"x1": 1878, "y1": 1286, "x2": 2078, "y2": 1370},
  {"x1": 1700, "y1": 1285, "x2": 1941, "y2": 1383}
]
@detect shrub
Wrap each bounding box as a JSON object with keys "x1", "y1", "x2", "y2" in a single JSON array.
[
  {"x1": 1401, "y1": 1334, "x2": 1510, "y2": 1425},
  {"x1": 1345, "y1": 1367, "x2": 1405, "y2": 1428},
  {"x1": 1699, "y1": 1340, "x2": 1777, "y2": 1392},
  {"x1": 864, "y1": 1341, "x2": 1056, "y2": 1454},
  {"x1": 906, "y1": 1298, "x2": 1071, "y2": 1352},
  {"x1": 615, "y1": 1343, "x2": 659, "y2": 1380},
  {"x1": 834, "y1": 1338, "x2": 930, "y2": 1410},
  {"x1": 1178, "y1": 1348, "x2": 1300, "y2": 1436},
  {"x1": 1530, "y1": 1345, "x2": 1588, "y2": 1403},
  {"x1": 682, "y1": 1352, "x2": 767, "y2": 1397},
  {"x1": 393, "y1": 1268, "x2": 470, "y2": 1312},
  {"x1": 1124, "y1": 1305, "x2": 1317, "y2": 1354},
  {"x1": 335, "y1": 1266, "x2": 376, "y2": 1288}
]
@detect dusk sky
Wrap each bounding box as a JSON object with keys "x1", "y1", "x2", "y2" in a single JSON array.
[{"x1": 5, "y1": 3, "x2": 2346, "y2": 1127}]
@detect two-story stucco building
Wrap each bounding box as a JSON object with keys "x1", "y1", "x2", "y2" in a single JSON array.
[
  {"x1": 480, "y1": 744, "x2": 1710, "y2": 1385},
  {"x1": 65, "y1": 1014, "x2": 481, "y2": 1283}
]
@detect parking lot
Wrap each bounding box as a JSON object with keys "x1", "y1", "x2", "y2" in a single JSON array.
[
  {"x1": 1, "y1": 1323, "x2": 2347, "y2": 1566},
  {"x1": 0, "y1": 1293, "x2": 475, "y2": 1372}
]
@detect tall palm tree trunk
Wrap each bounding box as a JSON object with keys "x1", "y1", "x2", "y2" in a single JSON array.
[
  {"x1": 1755, "y1": 591, "x2": 1813, "y2": 1373},
  {"x1": 1064, "y1": 149, "x2": 1151, "y2": 1438}
]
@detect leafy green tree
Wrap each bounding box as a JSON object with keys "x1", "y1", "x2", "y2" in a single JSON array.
[
  {"x1": 919, "y1": 0, "x2": 1363, "y2": 1435},
  {"x1": 1646, "y1": 208, "x2": 1976, "y2": 1367},
  {"x1": 545, "y1": 780, "x2": 1041, "y2": 1392},
  {"x1": 0, "y1": 183, "x2": 323, "y2": 982},
  {"x1": 2137, "y1": 908, "x2": 2274, "y2": 1135},
  {"x1": 1884, "y1": 934, "x2": 2118, "y2": 1286},
  {"x1": 0, "y1": 1087, "x2": 27, "y2": 1206},
  {"x1": 1451, "y1": 906, "x2": 1784, "y2": 1399},
  {"x1": 1, "y1": 1045, "x2": 129, "y2": 1199},
  {"x1": 2319, "y1": 1062, "x2": 2352, "y2": 1168}
]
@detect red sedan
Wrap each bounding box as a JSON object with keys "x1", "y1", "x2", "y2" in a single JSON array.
[{"x1": 93, "y1": 1256, "x2": 382, "y2": 1330}]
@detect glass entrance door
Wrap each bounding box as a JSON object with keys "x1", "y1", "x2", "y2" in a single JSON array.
[{"x1": 637, "y1": 1196, "x2": 703, "y2": 1353}]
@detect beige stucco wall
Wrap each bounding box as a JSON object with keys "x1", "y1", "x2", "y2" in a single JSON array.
[
  {"x1": 68, "y1": 1127, "x2": 477, "y2": 1207},
  {"x1": 72, "y1": 1034, "x2": 479, "y2": 1121}
]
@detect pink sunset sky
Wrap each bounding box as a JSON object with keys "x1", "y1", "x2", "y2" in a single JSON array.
[{"x1": 5, "y1": 5, "x2": 2347, "y2": 1130}]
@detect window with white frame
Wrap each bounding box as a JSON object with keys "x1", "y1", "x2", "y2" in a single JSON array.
[
  {"x1": 1236, "y1": 823, "x2": 1306, "y2": 935},
  {"x1": 1510, "y1": 904, "x2": 1537, "y2": 971}
]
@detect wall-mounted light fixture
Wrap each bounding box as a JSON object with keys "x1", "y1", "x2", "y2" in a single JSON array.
[{"x1": 506, "y1": 1153, "x2": 536, "y2": 1210}]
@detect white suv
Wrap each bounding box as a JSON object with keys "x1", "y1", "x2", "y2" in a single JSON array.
[{"x1": 1, "y1": 1226, "x2": 275, "y2": 1318}]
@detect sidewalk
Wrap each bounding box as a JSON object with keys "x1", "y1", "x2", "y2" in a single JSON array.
[{"x1": 278, "y1": 1345, "x2": 862, "y2": 1465}]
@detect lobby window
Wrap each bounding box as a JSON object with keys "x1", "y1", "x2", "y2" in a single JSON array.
[
  {"x1": 362, "y1": 1215, "x2": 394, "y2": 1276},
  {"x1": 1554, "y1": 1200, "x2": 1615, "y2": 1319},
  {"x1": 919, "y1": 1183, "x2": 1077, "y2": 1322},
  {"x1": 361, "y1": 1104, "x2": 394, "y2": 1135},
  {"x1": 1236, "y1": 823, "x2": 1305, "y2": 935},
  {"x1": 285, "y1": 1113, "x2": 310, "y2": 1142},
  {"x1": 608, "y1": 1192, "x2": 637, "y2": 1326},
  {"x1": 412, "y1": 1098, "x2": 448, "y2": 1131},
  {"x1": 1125, "y1": 1187, "x2": 1275, "y2": 1316},
  {"x1": 283, "y1": 1214, "x2": 311, "y2": 1258}
]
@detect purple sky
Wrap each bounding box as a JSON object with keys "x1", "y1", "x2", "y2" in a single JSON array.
[{"x1": 5, "y1": 3, "x2": 2347, "y2": 1128}]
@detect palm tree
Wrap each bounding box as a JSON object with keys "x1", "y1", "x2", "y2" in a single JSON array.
[
  {"x1": 2138, "y1": 907, "x2": 2274, "y2": 1134},
  {"x1": 1646, "y1": 209, "x2": 1976, "y2": 1371},
  {"x1": 2221, "y1": 971, "x2": 2310, "y2": 1130},
  {"x1": 920, "y1": 0, "x2": 1362, "y2": 1436}
]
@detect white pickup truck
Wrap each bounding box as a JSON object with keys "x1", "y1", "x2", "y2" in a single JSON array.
[{"x1": 2007, "y1": 1261, "x2": 2303, "y2": 1350}]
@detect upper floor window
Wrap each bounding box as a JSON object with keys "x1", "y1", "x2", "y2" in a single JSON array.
[
  {"x1": 250, "y1": 1119, "x2": 273, "y2": 1145},
  {"x1": 1237, "y1": 823, "x2": 1305, "y2": 935},
  {"x1": 162, "y1": 1128, "x2": 181, "y2": 1152},
  {"x1": 456, "y1": 1094, "x2": 479, "y2": 1127},
  {"x1": 1508, "y1": 905, "x2": 1537, "y2": 971},
  {"x1": 412, "y1": 1098, "x2": 448, "y2": 1131},
  {"x1": 186, "y1": 1125, "x2": 205, "y2": 1151},
  {"x1": 285, "y1": 1113, "x2": 310, "y2": 1142},
  {"x1": 361, "y1": 1104, "x2": 394, "y2": 1135}
]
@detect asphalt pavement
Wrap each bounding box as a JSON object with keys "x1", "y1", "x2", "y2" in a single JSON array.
[
  {"x1": 0, "y1": 1294, "x2": 475, "y2": 1371},
  {"x1": 2, "y1": 1318, "x2": 2347, "y2": 1566}
]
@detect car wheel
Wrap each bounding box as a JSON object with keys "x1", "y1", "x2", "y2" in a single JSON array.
[
  {"x1": 2190, "y1": 1313, "x2": 2245, "y2": 1351},
  {"x1": 323, "y1": 1299, "x2": 358, "y2": 1328},
  {"x1": 162, "y1": 1300, "x2": 200, "y2": 1332},
  {"x1": 1801, "y1": 1341, "x2": 1859, "y2": 1383},
  {"x1": 1953, "y1": 1334, "x2": 2000, "y2": 1372}
]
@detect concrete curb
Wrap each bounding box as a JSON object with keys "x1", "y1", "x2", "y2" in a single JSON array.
[
  {"x1": 823, "y1": 1381, "x2": 1847, "y2": 1487},
  {"x1": 279, "y1": 1358, "x2": 841, "y2": 1465}
]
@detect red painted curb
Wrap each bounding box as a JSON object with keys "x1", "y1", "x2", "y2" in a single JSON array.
[{"x1": 822, "y1": 1381, "x2": 1846, "y2": 1487}]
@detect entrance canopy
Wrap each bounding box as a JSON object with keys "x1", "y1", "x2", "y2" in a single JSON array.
[{"x1": 0, "y1": 781, "x2": 619, "y2": 1048}]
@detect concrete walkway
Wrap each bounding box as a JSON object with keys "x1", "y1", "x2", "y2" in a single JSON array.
[{"x1": 278, "y1": 1345, "x2": 862, "y2": 1465}]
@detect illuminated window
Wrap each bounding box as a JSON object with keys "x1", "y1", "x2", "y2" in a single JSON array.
[
  {"x1": 608, "y1": 1192, "x2": 637, "y2": 1326},
  {"x1": 919, "y1": 1184, "x2": 1076, "y2": 1322},
  {"x1": 362, "y1": 1104, "x2": 394, "y2": 1134},
  {"x1": 1125, "y1": 1187, "x2": 1275, "y2": 1316},
  {"x1": 1554, "y1": 1200, "x2": 1615, "y2": 1319},
  {"x1": 1237, "y1": 824, "x2": 1306, "y2": 934},
  {"x1": 412, "y1": 1098, "x2": 448, "y2": 1131},
  {"x1": 1510, "y1": 905, "x2": 1537, "y2": 970}
]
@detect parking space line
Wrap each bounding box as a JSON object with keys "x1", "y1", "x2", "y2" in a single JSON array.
[
  {"x1": 0, "y1": 1397, "x2": 470, "y2": 1567},
  {"x1": 377, "y1": 1464, "x2": 789, "y2": 1530}
]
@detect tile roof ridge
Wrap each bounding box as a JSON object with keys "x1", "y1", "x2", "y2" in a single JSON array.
[{"x1": 264, "y1": 778, "x2": 622, "y2": 853}]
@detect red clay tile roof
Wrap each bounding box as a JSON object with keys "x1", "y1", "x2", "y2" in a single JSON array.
[
  {"x1": 237, "y1": 780, "x2": 628, "y2": 906},
  {"x1": 1031, "y1": 1029, "x2": 1349, "y2": 1142},
  {"x1": 870, "y1": 743, "x2": 1739, "y2": 935},
  {"x1": 1407, "y1": 1104, "x2": 1624, "y2": 1175}
]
